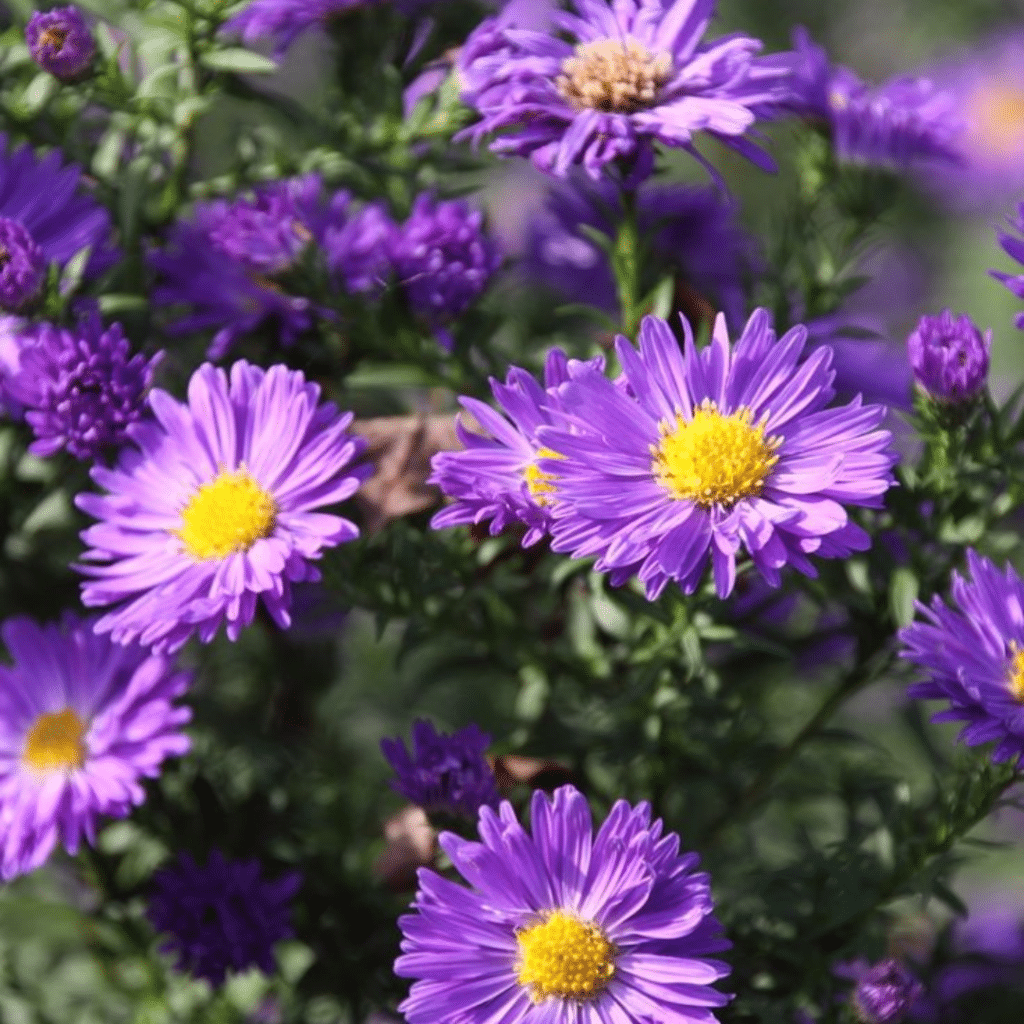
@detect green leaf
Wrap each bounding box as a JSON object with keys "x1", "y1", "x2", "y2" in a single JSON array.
[
  {"x1": 888, "y1": 566, "x2": 918, "y2": 628},
  {"x1": 199, "y1": 48, "x2": 278, "y2": 74}
]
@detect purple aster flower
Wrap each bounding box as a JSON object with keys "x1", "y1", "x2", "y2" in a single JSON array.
[
  {"x1": 457, "y1": 0, "x2": 789, "y2": 181},
  {"x1": 7, "y1": 313, "x2": 160, "y2": 460},
  {"x1": 523, "y1": 174, "x2": 754, "y2": 329},
  {"x1": 391, "y1": 194, "x2": 501, "y2": 346},
  {"x1": 150, "y1": 175, "x2": 344, "y2": 359},
  {"x1": 906, "y1": 310, "x2": 990, "y2": 405},
  {"x1": 381, "y1": 720, "x2": 500, "y2": 819},
  {"x1": 0, "y1": 315, "x2": 27, "y2": 417},
  {"x1": 26, "y1": 6, "x2": 96, "y2": 80},
  {"x1": 538, "y1": 309, "x2": 897, "y2": 600},
  {"x1": 147, "y1": 850, "x2": 301, "y2": 986},
  {"x1": 323, "y1": 200, "x2": 396, "y2": 295},
  {"x1": 223, "y1": 0, "x2": 376, "y2": 60},
  {"x1": 430, "y1": 348, "x2": 596, "y2": 546},
  {"x1": 396, "y1": 784, "x2": 731, "y2": 1024},
  {"x1": 75, "y1": 360, "x2": 370, "y2": 653},
  {"x1": 836, "y1": 959, "x2": 923, "y2": 1024},
  {"x1": 900, "y1": 549, "x2": 1024, "y2": 765},
  {"x1": 776, "y1": 28, "x2": 961, "y2": 171},
  {"x1": 0, "y1": 613, "x2": 191, "y2": 881},
  {"x1": 0, "y1": 135, "x2": 117, "y2": 302},
  {"x1": 991, "y1": 203, "x2": 1024, "y2": 331}
]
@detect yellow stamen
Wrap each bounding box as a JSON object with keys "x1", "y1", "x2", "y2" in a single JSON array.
[
  {"x1": 516, "y1": 910, "x2": 616, "y2": 1002},
  {"x1": 524, "y1": 447, "x2": 564, "y2": 506},
  {"x1": 23, "y1": 708, "x2": 87, "y2": 772},
  {"x1": 1008, "y1": 644, "x2": 1024, "y2": 703},
  {"x1": 652, "y1": 400, "x2": 780, "y2": 507},
  {"x1": 177, "y1": 469, "x2": 277, "y2": 560},
  {"x1": 557, "y1": 37, "x2": 672, "y2": 113}
]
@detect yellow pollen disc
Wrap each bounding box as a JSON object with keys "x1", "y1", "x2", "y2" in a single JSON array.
[
  {"x1": 971, "y1": 83, "x2": 1024, "y2": 157},
  {"x1": 516, "y1": 911, "x2": 616, "y2": 1002},
  {"x1": 557, "y1": 37, "x2": 672, "y2": 113},
  {"x1": 524, "y1": 447, "x2": 564, "y2": 506},
  {"x1": 653, "y1": 401, "x2": 781, "y2": 508},
  {"x1": 177, "y1": 469, "x2": 277, "y2": 560},
  {"x1": 40, "y1": 26, "x2": 70, "y2": 51},
  {"x1": 23, "y1": 708, "x2": 87, "y2": 772},
  {"x1": 1007, "y1": 644, "x2": 1024, "y2": 703}
]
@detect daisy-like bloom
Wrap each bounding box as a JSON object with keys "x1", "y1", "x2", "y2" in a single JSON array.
[
  {"x1": 906, "y1": 310, "x2": 990, "y2": 405},
  {"x1": 523, "y1": 174, "x2": 754, "y2": 329},
  {"x1": 539, "y1": 309, "x2": 897, "y2": 600},
  {"x1": 457, "y1": 0, "x2": 789, "y2": 181},
  {"x1": 26, "y1": 6, "x2": 96, "y2": 80},
  {"x1": 430, "y1": 348, "x2": 596, "y2": 547},
  {"x1": 776, "y1": 28, "x2": 961, "y2": 171},
  {"x1": 8, "y1": 313, "x2": 160, "y2": 460},
  {"x1": 899, "y1": 549, "x2": 1024, "y2": 765},
  {"x1": 836, "y1": 959, "x2": 923, "y2": 1024},
  {"x1": 150, "y1": 175, "x2": 346, "y2": 359},
  {"x1": 391, "y1": 194, "x2": 501, "y2": 348},
  {"x1": 0, "y1": 613, "x2": 191, "y2": 881},
  {"x1": 147, "y1": 850, "x2": 301, "y2": 986},
  {"x1": 222, "y1": 0, "x2": 377, "y2": 60},
  {"x1": 75, "y1": 360, "x2": 369, "y2": 653},
  {"x1": 397, "y1": 784, "x2": 731, "y2": 1024},
  {"x1": 381, "y1": 720, "x2": 500, "y2": 819},
  {"x1": 0, "y1": 135, "x2": 116, "y2": 312}
]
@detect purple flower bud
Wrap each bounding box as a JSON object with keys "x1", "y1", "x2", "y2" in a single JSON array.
[
  {"x1": 839, "y1": 958, "x2": 924, "y2": 1024},
  {"x1": 907, "y1": 309, "x2": 991, "y2": 403},
  {"x1": 0, "y1": 218, "x2": 46, "y2": 312},
  {"x1": 381, "y1": 720, "x2": 500, "y2": 819},
  {"x1": 25, "y1": 6, "x2": 96, "y2": 80}
]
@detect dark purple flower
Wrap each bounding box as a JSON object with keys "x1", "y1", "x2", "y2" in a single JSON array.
[
  {"x1": 147, "y1": 851, "x2": 301, "y2": 987},
  {"x1": 900, "y1": 549, "x2": 1024, "y2": 765},
  {"x1": 0, "y1": 136, "x2": 117, "y2": 290},
  {"x1": 523, "y1": 174, "x2": 754, "y2": 329},
  {"x1": 0, "y1": 218, "x2": 46, "y2": 312},
  {"x1": 836, "y1": 959, "x2": 923, "y2": 1023},
  {"x1": 26, "y1": 6, "x2": 96, "y2": 80},
  {"x1": 8, "y1": 313, "x2": 160, "y2": 460},
  {"x1": 381, "y1": 719, "x2": 500, "y2": 819},
  {"x1": 457, "y1": 0, "x2": 788, "y2": 181},
  {"x1": 151, "y1": 175, "x2": 342, "y2": 358},
  {"x1": 222, "y1": 0, "x2": 377, "y2": 60},
  {"x1": 775, "y1": 28, "x2": 961, "y2": 171},
  {"x1": 396, "y1": 785, "x2": 732, "y2": 1024},
  {"x1": 324, "y1": 201, "x2": 396, "y2": 295},
  {"x1": 906, "y1": 310, "x2": 990, "y2": 404},
  {"x1": 392, "y1": 193, "x2": 500, "y2": 342}
]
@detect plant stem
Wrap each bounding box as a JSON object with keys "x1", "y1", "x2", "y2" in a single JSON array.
[{"x1": 613, "y1": 186, "x2": 641, "y2": 338}]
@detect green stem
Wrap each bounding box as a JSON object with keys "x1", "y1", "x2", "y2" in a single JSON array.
[{"x1": 612, "y1": 187, "x2": 641, "y2": 338}]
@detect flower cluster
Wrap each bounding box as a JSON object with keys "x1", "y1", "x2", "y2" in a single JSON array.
[{"x1": 433, "y1": 309, "x2": 896, "y2": 599}]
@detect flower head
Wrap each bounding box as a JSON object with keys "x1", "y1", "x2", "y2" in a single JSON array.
[
  {"x1": 397, "y1": 784, "x2": 731, "y2": 1024},
  {"x1": 8, "y1": 313, "x2": 160, "y2": 460},
  {"x1": 147, "y1": 850, "x2": 301, "y2": 986},
  {"x1": 381, "y1": 720, "x2": 499, "y2": 819},
  {"x1": 26, "y1": 6, "x2": 96, "y2": 80},
  {"x1": 906, "y1": 310, "x2": 990, "y2": 404},
  {"x1": 324, "y1": 201, "x2": 396, "y2": 295},
  {"x1": 150, "y1": 175, "x2": 345, "y2": 359},
  {"x1": 223, "y1": 0, "x2": 376, "y2": 60},
  {"x1": 76, "y1": 360, "x2": 369, "y2": 653},
  {"x1": 777, "y1": 28, "x2": 961, "y2": 171},
  {"x1": 458, "y1": 0, "x2": 788, "y2": 181},
  {"x1": 0, "y1": 613, "x2": 191, "y2": 881},
  {"x1": 539, "y1": 309, "x2": 896, "y2": 600},
  {"x1": 0, "y1": 135, "x2": 116, "y2": 304},
  {"x1": 392, "y1": 194, "x2": 501, "y2": 344},
  {"x1": 900, "y1": 549, "x2": 1024, "y2": 764},
  {"x1": 523, "y1": 175, "x2": 754, "y2": 329},
  {"x1": 837, "y1": 959, "x2": 923, "y2": 1024},
  {"x1": 430, "y1": 348, "x2": 596, "y2": 546}
]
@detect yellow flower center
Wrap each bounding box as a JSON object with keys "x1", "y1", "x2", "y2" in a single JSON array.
[
  {"x1": 177, "y1": 469, "x2": 277, "y2": 560},
  {"x1": 557, "y1": 37, "x2": 672, "y2": 113},
  {"x1": 653, "y1": 401, "x2": 781, "y2": 507},
  {"x1": 971, "y1": 82, "x2": 1024, "y2": 157},
  {"x1": 23, "y1": 708, "x2": 87, "y2": 772},
  {"x1": 516, "y1": 911, "x2": 616, "y2": 1002},
  {"x1": 1008, "y1": 644, "x2": 1024, "y2": 703},
  {"x1": 39, "y1": 26, "x2": 70, "y2": 52},
  {"x1": 523, "y1": 447, "x2": 564, "y2": 506}
]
